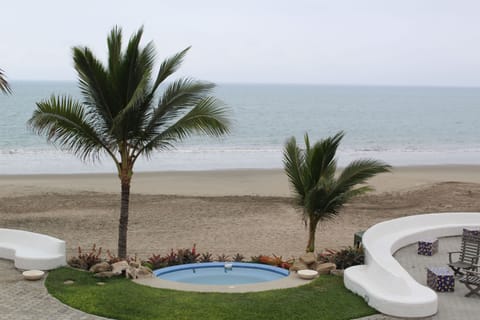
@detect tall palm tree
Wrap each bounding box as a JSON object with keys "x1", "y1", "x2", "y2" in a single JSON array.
[
  {"x1": 28, "y1": 26, "x2": 230, "y2": 258},
  {"x1": 0, "y1": 68, "x2": 12, "y2": 94},
  {"x1": 283, "y1": 132, "x2": 391, "y2": 252}
]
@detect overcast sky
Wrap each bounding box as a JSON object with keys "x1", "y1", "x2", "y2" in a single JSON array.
[{"x1": 2, "y1": 0, "x2": 480, "y2": 86}]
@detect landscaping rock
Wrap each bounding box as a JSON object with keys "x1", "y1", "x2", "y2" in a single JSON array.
[
  {"x1": 126, "y1": 265, "x2": 152, "y2": 279},
  {"x1": 67, "y1": 257, "x2": 87, "y2": 270},
  {"x1": 309, "y1": 261, "x2": 319, "y2": 270},
  {"x1": 300, "y1": 252, "x2": 316, "y2": 266},
  {"x1": 94, "y1": 271, "x2": 117, "y2": 278},
  {"x1": 89, "y1": 262, "x2": 111, "y2": 273},
  {"x1": 330, "y1": 269, "x2": 344, "y2": 276},
  {"x1": 111, "y1": 261, "x2": 129, "y2": 275},
  {"x1": 316, "y1": 262, "x2": 336, "y2": 275},
  {"x1": 290, "y1": 260, "x2": 308, "y2": 271},
  {"x1": 126, "y1": 266, "x2": 138, "y2": 279},
  {"x1": 136, "y1": 266, "x2": 153, "y2": 278},
  {"x1": 63, "y1": 280, "x2": 74, "y2": 285}
]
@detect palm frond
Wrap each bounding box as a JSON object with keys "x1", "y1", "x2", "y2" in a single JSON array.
[
  {"x1": 107, "y1": 27, "x2": 156, "y2": 140},
  {"x1": 73, "y1": 46, "x2": 113, "y2": 133},
  {"x1": 0, "y1": 69, "x2": 12, "y2": 94},
  {"x1": 306, "y1": 177, "x2": 342, "y2": 220},
  {"x1": 175, "y1": 96, "x2": 230, "y2": 136},
  {"x1": 136, "y1": 79, "x2": 216, "y2": 145},
  {"x1": 304, "y1": 133, "x2": 311, "y2": 152},
  {"x1": 311, "y1": 131, "x2": 343, "y2": 180},
  {"x1": 301, "y1": 132, "x2": 342, "y2": 196},
  {"x1": 153, "y1": 46, "x2": 191, "y2": 90},
  {"x1": 318, "y1": 186, "x2": 373, "y2": 218},
  {"x1": 107, "y1": 26, "x2": 123, "y2": 73},
  {"x1": 111, "y1": 74, "x2": 150, "y2": 126},
  {"x1": 304, "y1": 186, "x2": 329, "y2": 214},
  {"x1": 343, "y1": 186, "x2": 374, "y2": 199},
  {"x1": 28, "y1": 96, "x2": 117, "y2": 162},
  {"x1": 283, "y1": 136, "x2": 306, "y2": 204},
  {"x1": 335, "y1": 159, "x2": 391, "y2": 193},
  {"x1": 122, "y1": 27, "x2": 155, "y2": 99},
  {"x1": 110, "y1": 59, "x2": 152, "y2": 136},
  {"x1": 157, "y1": 78, "x2": 215, "y2": 117},
  {"x1": 136, "y1": 96, "x2": 230, "y2": 157}
]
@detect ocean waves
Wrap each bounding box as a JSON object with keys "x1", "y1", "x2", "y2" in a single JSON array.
[{"x1": 2, "y1": 145, "x2": 480, "y2": 174}]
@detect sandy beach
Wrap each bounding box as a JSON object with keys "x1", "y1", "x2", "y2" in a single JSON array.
[{"x1": 1, "y1": 165, "x2": 480, "y2": 260}]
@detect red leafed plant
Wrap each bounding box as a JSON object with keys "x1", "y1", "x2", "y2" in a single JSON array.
[
  {"x1": 67, "y1": 244, "x2": 102, "y2": 270},
  {"x1": 199, "y1": 252, "x2": 213, "y2": 262},
  {"x1": 317, "y1": 247, "x2": 364, "y2": 269},
  {"x1": 256, "y1": 254, "x2": 292, "y2": 270},
  {"x1": 317, "y1": 248, "x2": 338, "y2": 264},
  {"x1": 216, "y1": 254, "x2": 230, "y2": 262},
  {"x1": 232, "y1": 253, "x2": 245, "y2": 262},
  {"x1": 105, "y1": 250, "x2": 137, "y2": 265},
  {"x1": 106, "y1": 250, "x2": 123, "y2": 264},
  {"x1": 146, "y1": 253, "x2": 167, "y2": 270},
  {"x1": 178, "y1": 244, "x2": 200, "y2": 264}
]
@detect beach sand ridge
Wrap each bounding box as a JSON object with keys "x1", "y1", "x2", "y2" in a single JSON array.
[{"x1": 1, "y1": 176, "x2": 480, "y2": 260}]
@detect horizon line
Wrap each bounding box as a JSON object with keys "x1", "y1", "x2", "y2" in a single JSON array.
[{"x1": 6, "y1": 79, "x2": 480, "y2": 90}]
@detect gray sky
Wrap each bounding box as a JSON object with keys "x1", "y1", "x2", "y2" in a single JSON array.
[{"x1": 2, "y1": 0, "x2": 480, "y2": 86}]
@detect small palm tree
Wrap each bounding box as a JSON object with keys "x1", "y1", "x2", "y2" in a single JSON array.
[
  {"x1": 28, "y1": 26, "x2": 230, "y2": 258},
  {"x1": 0, "y1": 68, "x2": 12, "y2": 94},
  {"x1": 283, "y1": 132, "x2": 391, "y2": 252}
]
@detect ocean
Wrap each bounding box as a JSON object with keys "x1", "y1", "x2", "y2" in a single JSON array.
[{"x1": 1, "y1": 81, "x2": 479, "y2": 174}]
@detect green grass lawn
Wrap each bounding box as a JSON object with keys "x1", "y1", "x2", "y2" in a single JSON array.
[{"x1": 46, "y1": 267, "x2": 376, "y2": 320}]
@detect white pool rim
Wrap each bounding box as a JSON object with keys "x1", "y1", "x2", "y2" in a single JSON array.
[{"x1": 153, "y1": 262, "x2": 289, "y2": 284}]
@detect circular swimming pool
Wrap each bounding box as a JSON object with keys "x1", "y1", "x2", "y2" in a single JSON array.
[{"x1": 153, "y1": 262, "x2": 289, "y2": 285}]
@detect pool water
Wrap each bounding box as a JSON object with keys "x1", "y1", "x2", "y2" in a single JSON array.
[{"x1": 154, "y1": 262, "x2": 289, "y2": 285}]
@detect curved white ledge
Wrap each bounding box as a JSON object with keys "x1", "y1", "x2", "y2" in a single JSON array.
[
  {"x1": 0, "y1": 228, "x2": 66, "y2": 270},
  {"x1": 344, "y1": 212, "x2": 480, "y2": 318}
]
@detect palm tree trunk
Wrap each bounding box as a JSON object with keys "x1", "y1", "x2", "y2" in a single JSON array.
[
  {"x1": 306, "y1": 218, "x2": 318, "y2": 252},
  {"x1": 118, "y1": 177, "x2": 131, "y2": 259}
]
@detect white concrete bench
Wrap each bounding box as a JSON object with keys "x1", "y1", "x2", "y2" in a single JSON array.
[
  {"x1": 344, "y1": 212, "x2": 480, "y2": 318},
  {"x1": 0, "y1": 228, "x2": 66, "y2": 270}
]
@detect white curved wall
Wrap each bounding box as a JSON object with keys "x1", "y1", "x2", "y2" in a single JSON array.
[
  {"x1": 344, "y1": 212, "x2": 480, "y2": 318},
  {"x1": 0, "y1": 228, "x2": 66, "y2": 270}
]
